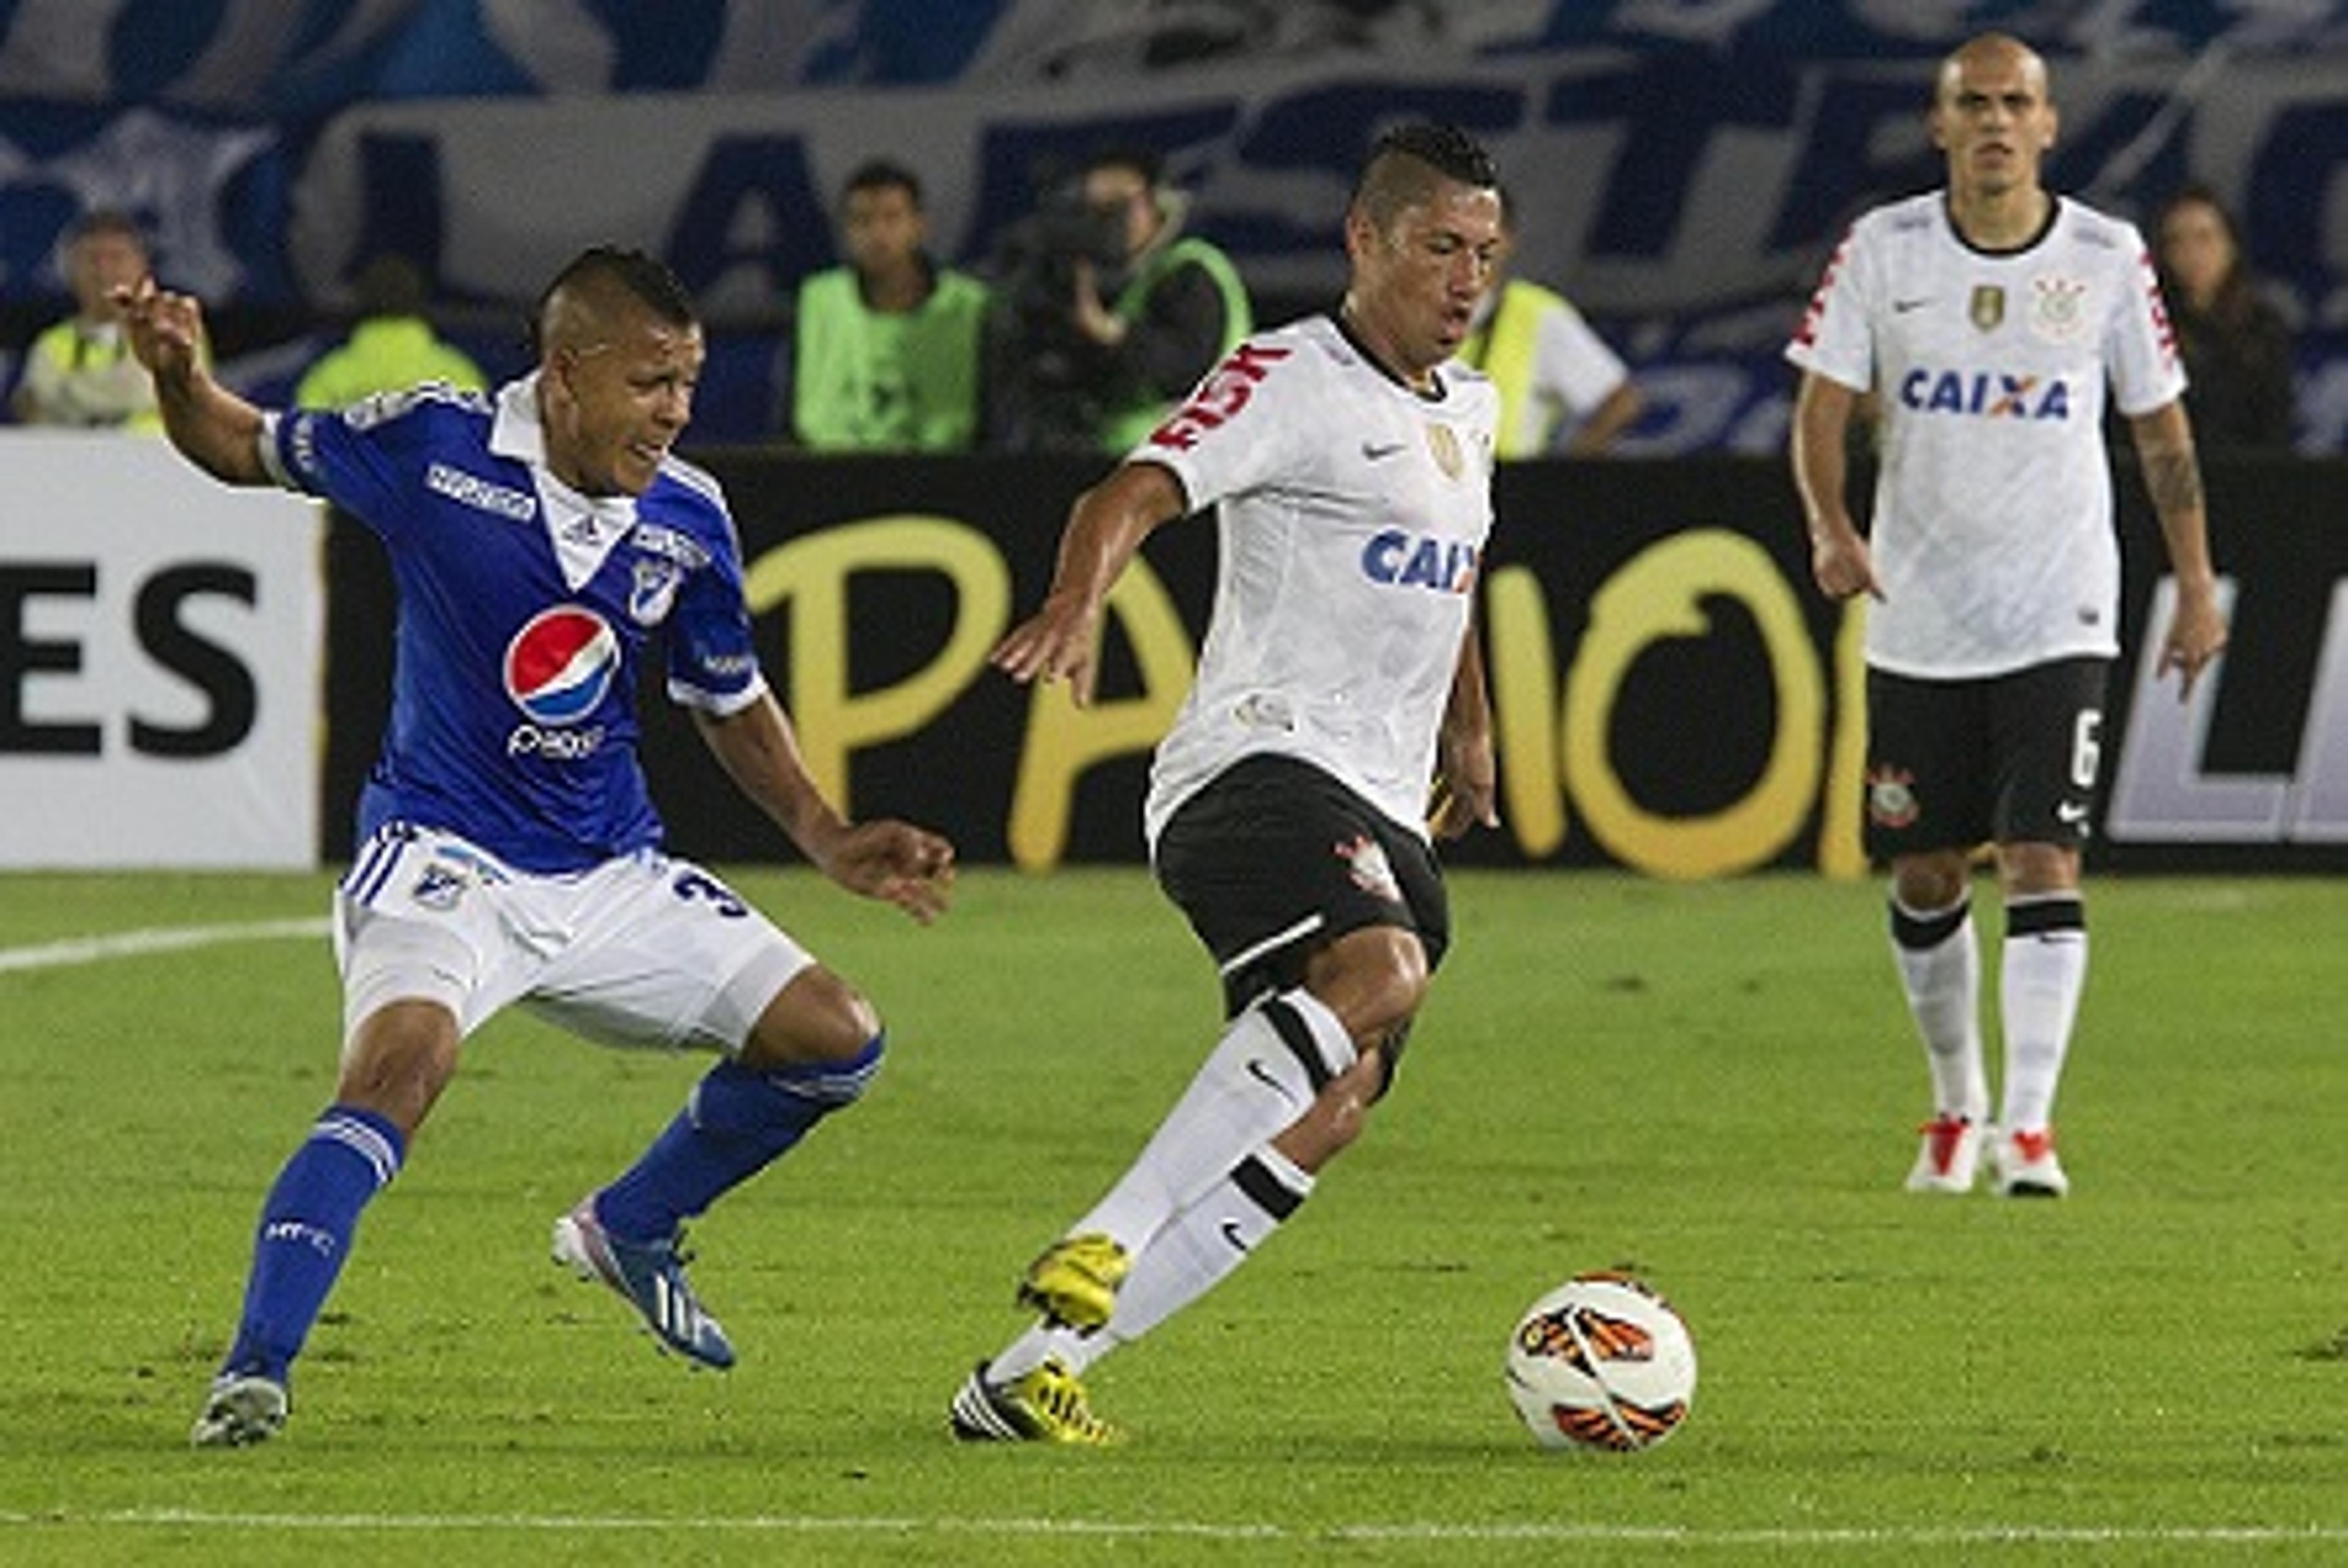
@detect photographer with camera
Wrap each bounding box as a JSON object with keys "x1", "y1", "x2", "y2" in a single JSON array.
[{"x1": 987, "y1": 147, "x2": 1250, "y2": 452}]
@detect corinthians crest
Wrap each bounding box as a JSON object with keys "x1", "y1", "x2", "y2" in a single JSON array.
[
  {"x1": 2029, "y1": 273, "x2": 2091, "y2": 343},
  {"x1": 1866, "y1": 766, "x2": 1920, "y2": 830}
]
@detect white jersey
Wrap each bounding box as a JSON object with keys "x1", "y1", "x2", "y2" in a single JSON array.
[
  {"x1": 1786, "y1": 192, "x2": 2184, "y2": 679},
  {"x1": 1135, "y1": 314, "x2": 1499, "y2": 847}
]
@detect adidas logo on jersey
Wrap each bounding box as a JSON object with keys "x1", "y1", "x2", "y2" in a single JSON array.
[{"x1": 1897, "y1": 367, "x2": 2074, "y2": 421}]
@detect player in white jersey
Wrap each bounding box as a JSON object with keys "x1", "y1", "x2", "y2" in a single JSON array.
[
  {"x1": 949, "y1": 123, "x2": 1504, "y2": 1443},
  {"x1": 1787, "y1": 33, "x2": 2226, "y2": 1198}
]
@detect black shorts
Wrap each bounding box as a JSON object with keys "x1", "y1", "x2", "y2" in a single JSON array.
[
  {"x1": 1154, "y1": 754, "x2": 1450, "y2": 1019},
  {"x1": 1863, "y1": 657, "x2": 2110, "y2": 859}
]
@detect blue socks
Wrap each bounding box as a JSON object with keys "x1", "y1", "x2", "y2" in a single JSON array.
[
  {"x1": 223, "y1": 1106, "x2": 406, "y2": 1382},
  {"x1": 595, "y1": 1036, "x2": 885, "y2": 1242},
  {"x1": 215, "y1": 1041, "x2": 883, "y2": 1382}
]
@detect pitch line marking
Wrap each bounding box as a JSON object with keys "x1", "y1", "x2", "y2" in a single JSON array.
[
  {"x1": 4, "y1": 1511, "x2": 2344, "y2": 1546},
  {"x1": 0, "y1": 917, "x2": 329, "y2": 975}
]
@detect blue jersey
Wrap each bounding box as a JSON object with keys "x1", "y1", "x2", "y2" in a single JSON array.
[{"x1": 263, "y1": 376, "x2": 764, "y2": 873}]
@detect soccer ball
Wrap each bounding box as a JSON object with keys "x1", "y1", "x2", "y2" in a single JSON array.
[{"x1": 1504, "y1": 1271, "x2": 1696, "y2": 1451}]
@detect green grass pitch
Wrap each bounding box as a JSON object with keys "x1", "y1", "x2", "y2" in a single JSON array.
[{"x1": 1, "y1": 867, "x2": 2342, "y2": 1565}]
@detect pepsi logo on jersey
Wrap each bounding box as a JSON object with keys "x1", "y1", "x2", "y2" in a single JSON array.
[
  {"x1": 503, "y1": 607, "x2": 618, "y2": 759},
  {"x1": 1897, "y1": 367, "x2": 2073, "y2": 421}
]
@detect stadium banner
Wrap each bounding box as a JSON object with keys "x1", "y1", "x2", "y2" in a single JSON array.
[
  {"x1": 4, "y1": 10, "x2": 2341, "y2": 328},
  {"x1": 0, "y1": 433, "x2": 322, "y2": 869},
  {"x1": 311, "y1": 452, "x2": 2348, "y2": 877},
  {"x1": 274, "y1": 51, "x2": 2348, "y2": 327},
  {"x1": 8, "y1": 37, "x2": 2347, "y2": 453}
]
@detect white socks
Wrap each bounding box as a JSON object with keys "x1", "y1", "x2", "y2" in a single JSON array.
[
  {"x1": 1888, "y1": 894, "x2": 1987, "y2": 1122},
  {"x1": 992, "y1": 1145, "x2": 1316, "y2": 1382},
  {"x1": 1999, "y1": 894, "x2": 2087, "y2": 1132},
  {"x1": 1888, "y1": 888, "x2": 2086, "y2": 1133},
  {"x1": 1068, "y1": 988, "x2": 1354, "y2": 1256},
  {"x1": 988, "y1": 988, "x2": 1356, "y2": 1387},
  {"x1": 1099, "y1": 1145, "x2": 1313, "y2": 1346}
]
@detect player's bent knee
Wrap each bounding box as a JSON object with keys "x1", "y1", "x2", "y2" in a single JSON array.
[
  {"x1": 336, "y1": 998, "x2": 460, "y2": 1135},
  {"x1": 702, "y1": 1028, "x2": 885, "y2": 1134},
  {"x1": 739, "y1": 964, "x2": 881, "y2": 1070},
  {"x1": 1308, "y1": 926, "x2": 1430, "y2": 1047}
]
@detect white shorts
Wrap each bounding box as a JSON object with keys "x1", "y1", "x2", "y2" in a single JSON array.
[{"x1": 334, "y1": 823, "x2": 814, "y2": 1056}]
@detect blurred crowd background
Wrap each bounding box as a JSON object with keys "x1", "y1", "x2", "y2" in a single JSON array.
[{"x1": 4, "y1": 0, "x2": 2346, "y2": 454}]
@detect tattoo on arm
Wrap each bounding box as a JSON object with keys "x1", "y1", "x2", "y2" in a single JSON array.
[{"x1": 2141, "y1": 444, "x2": 2204, "y2": 518}]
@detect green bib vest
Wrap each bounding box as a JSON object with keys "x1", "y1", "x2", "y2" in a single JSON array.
[
  {"x1": 793, "y1": 267, "x2": 989, "y2": 452},
  {"x1": 1098, "y1": 237, "x2": 1252, "y2": 453},
  {"x1": 1455, "y1": 279, "x2": 1560, "y2": 460}
]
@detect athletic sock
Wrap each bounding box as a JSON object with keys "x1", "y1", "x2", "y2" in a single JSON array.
[
  {"x1": 594, "y1": 1036, "x2": 884, "y2": 1242},
  {"x1": 1098, "y1": 1144, "x2": 1313, "y2": 1347},
  {"x1": 991, "y1": 1146, "x2": 1315, "y2": 1384},
  {"x1": 222, "y1": 1105, "x2": 406, "y2": 1380},
  {"x1": 1066, "y1": 989, "x2": 1353, "y2": 1257},
  {"x1": 1999, "y1": 896, "x2": 2087, "y2": 1133},
  {"x1": 1888, "y1": 893, "x2": 1987, "y2": 1122}
]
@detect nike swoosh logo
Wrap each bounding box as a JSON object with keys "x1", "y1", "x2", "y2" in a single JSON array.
[
  {"x1": 1361, "y1": 440, "x2": 1406, "y2": 460},
  {"x1": 1219, "y1": 1220, "x2": 1252, "y2": 1254},
  {"x1": 2054, "y1": 801, "x2": 2091, "y2": 823},
  {"x1": 1244, "y1": 1059, "x2": 1299, "y2": 1103},
  {"x1": 1892, "y1": 298, "x2": 1931, "y2": 313}
]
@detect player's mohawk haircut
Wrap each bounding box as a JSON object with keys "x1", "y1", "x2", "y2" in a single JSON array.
[
  {"x1": 530, "y1": 246, "x2": 697, "y2": 355},
  {"x1": 1350, "y1": 122, "x2": 1500, "y2": 228},
  {"x1": 1371, "y1": 122, "x2": 1499, "y2": 189}
]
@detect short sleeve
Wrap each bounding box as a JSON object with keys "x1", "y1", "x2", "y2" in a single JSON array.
[
  {"x1": 1132, "y1": 336, "x2": 1318, "y2": 513},
  {"x1": 2106, "y1": 227, "x2": 2188, "y2": 418},
  {"x1": 1785, "y1": 222, "x2": 1878, "y2": 393},
  {"x1": 660, "y1": 501, "x2": 766, "y2": 716},
  {"x1": 1535, "y1": 299, "x2": 1630, "y2": 412},
  {"x1": 261, "y1": 392, "x2": 446, "y2": 545}
]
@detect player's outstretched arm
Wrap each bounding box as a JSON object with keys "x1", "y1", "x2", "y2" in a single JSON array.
[
  {"x1": 113, "y1": 279, "x2": 270, "y2": 487},
  {"x1": 989, "y1": 460, "x2": 1188, "y2": 707},
  {"x1": 2126, "y1": 399, "x2": 2228, "y2": 701},
  {"x1": 693, "y1": 696, "x2": 954, "y2": 924}
]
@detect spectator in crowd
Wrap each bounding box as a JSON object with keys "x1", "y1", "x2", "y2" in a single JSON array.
[
  {"x1": 1455, "y1": 186, "x2": 1645, "y2": 457},
  {"x1": 987, "y1": 145, "x2": 1250, "y2": 452},
  {"x1": 785, "y1": 159, "x2": 989, "y2": 451},
  {"x1": 10, "y1": 210, "x2": 164, "y2": 430},
  {"x1": 296, "y1": 252, "x2": 489, "y2": 410},
  {"x1": 2152, "y1": 183, "x2": 2296, "y2": 452}
]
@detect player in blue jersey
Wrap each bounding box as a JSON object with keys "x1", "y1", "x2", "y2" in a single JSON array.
[{"x1": 119, "y1": 247, "x2": 956, "y2": 1448}]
